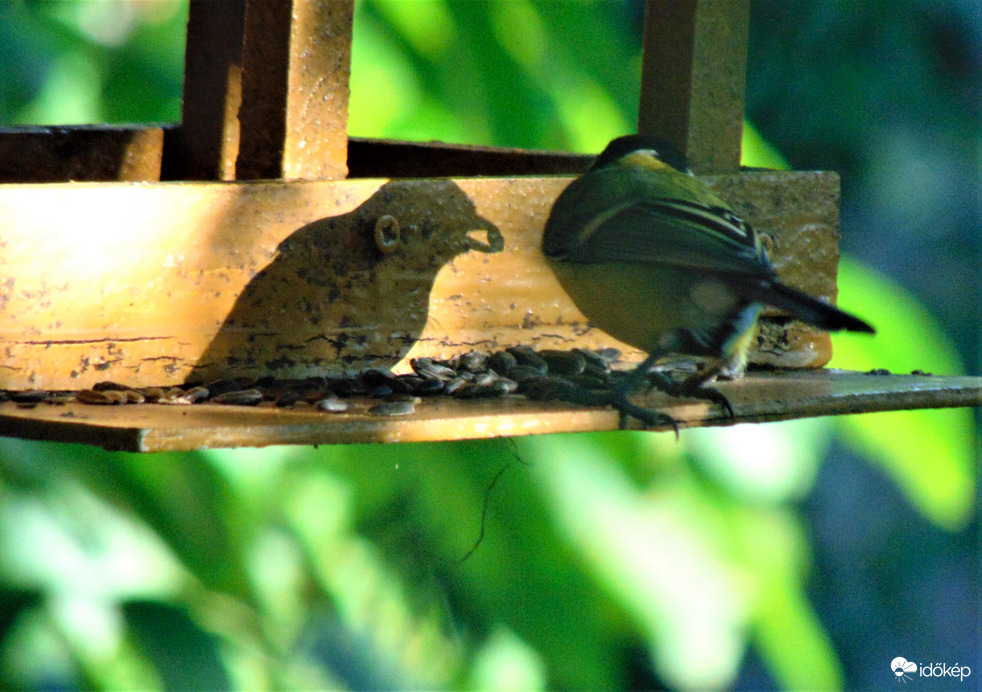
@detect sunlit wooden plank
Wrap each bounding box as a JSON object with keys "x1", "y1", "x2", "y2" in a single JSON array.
[
  {"x1": 236, "y1": 0, "x2": 354, "y2": 180},
  {"x1": 0, "y1": 371, "x2": 976, "y2": 452}
]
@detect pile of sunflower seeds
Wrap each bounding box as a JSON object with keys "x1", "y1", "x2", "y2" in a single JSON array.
[{"x1": 1, "y1": 347, "x2": 624, "y2": 417}]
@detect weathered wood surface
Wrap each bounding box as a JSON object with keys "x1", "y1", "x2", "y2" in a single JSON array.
[
  {"x1": 236, "y1": 0, "x2": 354, "y2": 180},
  {"x1": 0, "y1": 171, "x2": 843, "y2": 391},
  {"x1": 0, "y1": 371, "x2": 976, "y2": 452},
  {"x1": 639, "y1": 0, "x2": 750, "y2": 173},
  {"x1": 170, "y1": 0, "x2": 246, "y2": 181}
]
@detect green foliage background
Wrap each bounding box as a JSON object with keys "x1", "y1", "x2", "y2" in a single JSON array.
[{"x1": 0, "y1": 1, "x2": 977, "y2": 690}]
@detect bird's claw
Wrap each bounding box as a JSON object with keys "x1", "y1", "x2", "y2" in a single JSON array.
[
  {"x1": 613, "y1": 396, "x2": 680, "y2": 437},
  {"x1": 552, "y1": 380, "x2": 679, "y2": 436},
  {"x1": 645, "y1": 371, "x2": 735, "y2": 418}
]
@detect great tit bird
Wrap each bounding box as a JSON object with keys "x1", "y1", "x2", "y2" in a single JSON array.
[{"x1": 542, "y1": 134, "x2": 874, "y2": 427}]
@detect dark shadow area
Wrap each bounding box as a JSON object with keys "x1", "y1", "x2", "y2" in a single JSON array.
[
  {"x1": 0, "y1": 124, "x2": 166, "y2": 182},
  {"x1": 188, "y1": 179, "x2": 502, "y2": 383},
  {"x1": 347, "y1": 137, "x2": 593, "y2": 178}
]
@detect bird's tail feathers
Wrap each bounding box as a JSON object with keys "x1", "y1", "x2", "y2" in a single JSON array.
[{"x1": 747, "y1": 280, "x2": 875, "y2": 334}]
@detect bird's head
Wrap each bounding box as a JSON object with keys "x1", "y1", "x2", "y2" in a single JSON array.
[{"x1": 589, "y1": 134, "x2": 690, "y2": 174}]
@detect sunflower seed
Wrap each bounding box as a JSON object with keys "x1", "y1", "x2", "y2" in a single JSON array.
[
  {"x1": 459, "y1": 350, "x2": 488, "y2": 373},
  {"x1": 315, "y1": 396, "x2": 349, "y2": 413},
  {"x1": 488, "y1": 350, "x2": 517, "y2": 375},
  {"x1": 10, "y1": 390, "x2": 48, "y2": 404},
  {"x1": 506, "y1": 346, "x2": 548, "y2": 374},
  {"x1": 275, "y1": 391, "x2": 301, "y2": 407},
  {"x1": 184, "y1": 386, "x2": 210, "y2": 403},
  {"x1": 414, "y1": 377, "x2": 445, "y2": 395},
  {"x1": 211, "y1": 389, "x2": 263, "y2": 406},
  {"x1": 368, "y1": 400, "x2": 415, "y2": 416},
  {"x1": 76, "y1": 389, "x2": 116, "y2": 405},
  {"x1": 539, "y1": 349, "x2": 586, "y2": 377}
]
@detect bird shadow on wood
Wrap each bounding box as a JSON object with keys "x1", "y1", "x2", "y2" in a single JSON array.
[{"x1": 188, "y1": 179, "x2": 502, "y2": 383}]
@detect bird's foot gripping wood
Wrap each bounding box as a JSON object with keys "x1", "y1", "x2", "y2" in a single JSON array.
[
  {"x1": 644, "y1": 370, "x2": 735, "y2": 418},
  {"x1": 607, "y1": 354, "x2": 736, "y2": 432},
  {"x1": 601, "y1": 370, "x2": 679, "y2": 434},
  {"x1": 538, "y1": 376, "x2": 679, "y2": 434},
  {"x1": 611, "y1": 393, "x2": 680, "y2": 435}
]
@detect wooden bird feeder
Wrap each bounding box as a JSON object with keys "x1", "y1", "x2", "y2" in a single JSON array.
[{"x1": 0, "y1": 0, "x2": 977, "y2": 451}]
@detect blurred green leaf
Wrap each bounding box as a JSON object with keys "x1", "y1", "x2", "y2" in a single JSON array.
[
  {"x1": 831, "y1": 257, "x2": 976, "y2": 530},
  {"x1": 100, "y1": 452, "x2": 253, "y2": 595},
  {"x1": 124, "y1": 600, "x2": 229, "y2": 691},
  {"x1": 316, "y1": 439, "x2": 628, "y2": 690},
  {"x1": 350, "y1": 0, "x2": 640, "y2": 149},
  {"x1": 742, "y1": 120, "x2": 792, "y2": 170},
  {"x1": 743, "y1": 123, "x2": 977, "y2": 532},
  {"x1": 740, "y1": 510, "x2": 843, "y2": 691},
  {"x1": 520, "y1": 433, "x2": 753, "y2": 689},
  {"x1": 683, "y1": 417, "x2": 832, "y2": 503},
  {"x1": 469, "y1": 624, "x2": 546, "y2": 691}
]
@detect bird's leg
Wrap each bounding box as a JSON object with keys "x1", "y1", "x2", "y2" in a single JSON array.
[
  {"x1": 644, "y1": 361, "x2": 735, "y2": 418},
  {"x1": 608, "y1": 351, "x2": 679, "y2": 433},
  {"x1": 538, "y1": 371, "x2": 676, "y2": 433}
]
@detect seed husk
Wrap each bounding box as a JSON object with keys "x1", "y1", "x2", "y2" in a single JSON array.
[
  {"x1": 472, "y1": 371, "x2": 497, "y2": 386},
  {"x1": 10, "y1": 390, "x2": 48, "y2": 404},
  {"x1": 315, "y1": 396, "x2": 349, "y2": 413},
  {"x1": 142, "y1": 387, "x2": 165, "y2": 403},
  {"x1": 494, "y1": 377, "x2": 519, "y2": 394},
  {"x1": 211, "y1": 389, "x2": 264, "y2": 406},
  {"x1": 505, "y1": 346, "x2": 548, "y2": 374},
  {"x1": 488, "y1": 350, "x2": 517, "y2": 375},
  {"x1": 76, "y1": 389, "x2": 116, "y2": 405},
  {"x1": 410, "y1": 357, "x2": 457, "y2": 381},
  {"x1": 395, "y1": 374, "x2": 424, "y2": 391},
  {"x1": 184, "y1": 386, "x2": 210, "y2": 403},
  {"x1": 275, "y1": 391, "x2": 301, "y2": 408},
  {"x1": 539, "y1": 349, "x2": 586, "y2": 377},
  {"x1": 459, "y1": 350, "x2": 488, "y2": 373},
  {"x1": 594, "y1": 347, "x2": 622, "y2": 364},
  {"x1": 368, "y1": 400, "x2": 415, "y2": 416},
  {"x1": 92, "y1": 381, "x2": 132, "y2": 392},
  {"x1": 203, "y1": 378, "x2": 242, "y2": 397},
  {"x1": 414, "y1": 377, "x2": 445, "y2": 395},
  {"x1": 443, "y1": 376, "x2": 468, "y2": 395}
]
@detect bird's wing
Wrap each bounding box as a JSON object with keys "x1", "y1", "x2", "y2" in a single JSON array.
[{"x1": 561, "y1": 197, "x2": 774, "y2": 278}]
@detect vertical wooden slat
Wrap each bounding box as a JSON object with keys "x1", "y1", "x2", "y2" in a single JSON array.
[
  {"x1": 638, "y1": 0, "x2": 750, "y2": 174},
  {"x1": 167, "y1": 0, "x2": 247, "y2": 181},
  {"x1": 236, "y1": 0, "x2": 354, "y2": 181}
]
